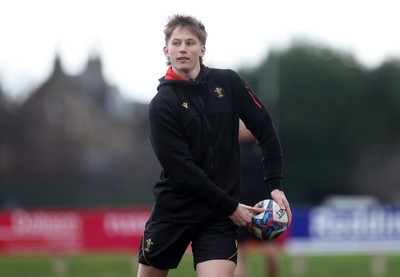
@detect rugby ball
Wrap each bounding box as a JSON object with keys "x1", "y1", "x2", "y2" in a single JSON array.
[{"x1": 251, "y1": 199, "x2": 288, "y2": 240}]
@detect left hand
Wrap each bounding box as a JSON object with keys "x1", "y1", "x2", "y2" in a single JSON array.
[{"x1": 271, "y1": 189, "x2": 292, "y2": 226}]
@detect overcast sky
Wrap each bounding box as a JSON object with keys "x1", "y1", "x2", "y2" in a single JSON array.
[{"x1": 0, "y1": 0, "x2": 399, "y2": 103}]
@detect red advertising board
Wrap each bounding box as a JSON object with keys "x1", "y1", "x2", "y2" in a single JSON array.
[{"x1": 0, "y1": 208, "x2": 151, "y2": 254}]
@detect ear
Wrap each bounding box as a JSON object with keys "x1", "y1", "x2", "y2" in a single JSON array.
[
  {"x1": 200, "y1": 45, "x2": 206, "y2": 57},
  {"x1": 163, "y1": 46, "x2": 169, "y2": 57}
]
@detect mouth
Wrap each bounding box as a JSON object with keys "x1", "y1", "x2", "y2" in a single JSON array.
[{"x1": 177, "y1": 57, "x2": 190, "y2": 61}]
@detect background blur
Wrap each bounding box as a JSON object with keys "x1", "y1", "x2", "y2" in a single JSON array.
[
  {"x1": 1, "y1": 41, "x2": 400, "y2": 208},
  {"x1": 1, "y1": 0, "x2": 400, "y2": 208},
  {"x1": 1, "y1": 1, "x2": 400, "y2": 276}
]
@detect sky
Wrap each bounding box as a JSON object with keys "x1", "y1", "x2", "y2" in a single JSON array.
[{"x1": 0, "y1": 0, "x2": 399, "y2": 103}]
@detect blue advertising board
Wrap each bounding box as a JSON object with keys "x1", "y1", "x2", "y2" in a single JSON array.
[{"x1": 286, "y1": 205, "x2": 400, "y2": 255}]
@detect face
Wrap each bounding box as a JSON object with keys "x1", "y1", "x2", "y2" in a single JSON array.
[{"x1": 163, "y1": 26, "x2": 206, "y2": 79}]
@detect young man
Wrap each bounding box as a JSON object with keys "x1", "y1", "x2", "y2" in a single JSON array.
[{"x1": 137, "y1": 14, "x2": 292, "y2": 277}]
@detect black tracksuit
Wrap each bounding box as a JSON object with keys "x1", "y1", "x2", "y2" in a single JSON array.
[{"x1": 148, "y1": 65, "x2": 283, "y2": 223}]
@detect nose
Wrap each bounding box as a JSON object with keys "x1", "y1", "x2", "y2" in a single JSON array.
[{"x1": 179, "y1": 43, "x2": 187, "y2": 52}]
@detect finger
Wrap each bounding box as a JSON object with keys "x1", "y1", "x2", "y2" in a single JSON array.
[
  {"x1": 286, "y1": 203, "x2": 293, "y2": 226},
  {"x1": 273, "y1": 197, "x2": 286, "y2": 212},
  {"x1": 240, "y1": 203, "x2": 254, "y2": 209},
  {"x1": 240, "y1": 203, "x2": 265, "y2": 214},
  {"x1": 278, "y1": 197, "x2": 292, "y2": 226},
  {"x1": 277, "y1": 199, "x2": 286, "y2": 211},
  {"x1": 274, "y1": 192, "x2": 289, "y2": 212},
  {"x1": 247, "y1": 206, "x2": 265, "y2": 214},
  {"x1": 271, "y1": 190, "x2": 284, "y2": 209}
]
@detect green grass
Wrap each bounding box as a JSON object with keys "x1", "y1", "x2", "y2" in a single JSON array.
[{"x1": 0, "y1": 253, "x2": 399, "y2": 277}]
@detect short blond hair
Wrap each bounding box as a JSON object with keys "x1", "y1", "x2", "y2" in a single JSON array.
[{"x1": 164, "y1": 14, "x2": 207, "y2": 65}]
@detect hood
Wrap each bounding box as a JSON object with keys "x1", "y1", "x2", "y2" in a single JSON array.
[{"x1": 157, "y1": 65, "x2": 210, "y2": 91}]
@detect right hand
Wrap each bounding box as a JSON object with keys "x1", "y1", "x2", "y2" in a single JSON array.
[{"x1": 229, "y1": 203, "x2": 265, "y2": 230}]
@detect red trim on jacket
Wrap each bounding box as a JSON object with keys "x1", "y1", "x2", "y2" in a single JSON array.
[
  {"x1": 246, "y1": 87, "x2": 262, "y2": 108},
  {"x1": 165, "y1": 66, "x2": 185, "y2": 80}
]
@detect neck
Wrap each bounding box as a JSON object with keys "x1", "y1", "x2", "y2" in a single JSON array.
[{"x1": 172, "y1": 65, "x2": 201, "y2": 80}]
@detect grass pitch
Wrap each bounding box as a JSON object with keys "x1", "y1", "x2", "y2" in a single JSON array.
[{"x1": 0, "y1": 253, "x2": 399, "y2": 277}]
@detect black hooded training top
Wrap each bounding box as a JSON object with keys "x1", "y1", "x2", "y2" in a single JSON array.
[{"x1": 148, "y1": 65, "x2": 283, "y2": 223}]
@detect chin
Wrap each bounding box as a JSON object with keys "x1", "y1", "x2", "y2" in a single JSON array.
[{"x1": 175, "y1": 64, "x2": 192, "y2": 73}]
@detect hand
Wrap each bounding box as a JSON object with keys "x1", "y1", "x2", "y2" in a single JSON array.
[
  {"x1": 229, "y1": 203, "x2": 265, "y2": 231},
  {"x1": 271, "y1": 189, "x2": 292, "y2": 226}
]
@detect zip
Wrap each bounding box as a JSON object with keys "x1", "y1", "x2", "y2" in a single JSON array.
[{"x1": 196, "y1": 92, "x2": 215, "y2": 180}]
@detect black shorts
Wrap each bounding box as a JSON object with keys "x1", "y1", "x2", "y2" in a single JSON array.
[{"x1": 138, "y1": 219, "x2": 238, "y2": 269}]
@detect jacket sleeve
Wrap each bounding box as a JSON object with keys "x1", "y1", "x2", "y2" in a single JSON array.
[
  {"x1": 149, "y1": 95, "x2": 238, "y2": 215},
  {"x1": 237, "y1": 74, "x2": 284, "y2": 192}
]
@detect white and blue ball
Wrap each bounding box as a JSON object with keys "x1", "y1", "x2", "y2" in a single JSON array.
[{"x1": 251, "y1": 199, "x2": 288, "y2": 240}]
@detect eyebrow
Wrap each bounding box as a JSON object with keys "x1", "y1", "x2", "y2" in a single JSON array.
[{"x1": 171, "y1": 38, "x2": 198, "y2": 42}]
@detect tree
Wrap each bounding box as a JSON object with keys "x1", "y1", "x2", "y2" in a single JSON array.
[{"x1": 240, "y1": 41, "x2": 400, "y2": 204}]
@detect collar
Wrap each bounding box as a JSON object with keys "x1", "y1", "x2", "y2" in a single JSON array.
[{"x1": 164, "y1": 66, "x2": 186, "y2": 80}]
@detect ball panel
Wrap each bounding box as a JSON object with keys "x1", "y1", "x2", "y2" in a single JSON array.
[{"x1": 251, "y1": 199, "x2": 288, "y2": 240}]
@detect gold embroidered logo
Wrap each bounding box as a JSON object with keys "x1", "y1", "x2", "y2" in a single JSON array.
[
  {"x1": 182, "y1": 102, "x2": 188, "y2": 109},
  {"x1": 235, "y1": 239, "x2": 238, "y2": 249},
  {"x1": 144, "y1": 238, "x2": 153, "y2": 252},
  {"x1": 214, "y1": 87, "x2": 224, "y2": 98}
]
